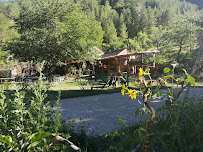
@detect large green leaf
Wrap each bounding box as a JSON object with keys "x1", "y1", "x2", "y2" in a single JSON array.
[
  {"x1": 182, "y1": 69, "x2": 188, "y2": 75},
  {"x1": 145, "y1": 68, "x2": 150, "y2": 73},
  {"x1": 27, "y1": 141, "x2": 41, "y2": 150},
  {"x1": 186, "y1": 74, "x2": 196, "y2": 87},
  {"x1": 165, "y1": 75, "x2": 173, "y2": 79},
  {"x1": 0, "y1": 135, "x2": 13, "y2": 147},
  {"x1": 163, "y1": 67, "x2": 170, "y2": 73},
  {"x1": 30, "y1": 131, "x2": 52, "y2": 143},
  {"x1": 183, "y1": 69, "x2": 196, "y2": 87}
]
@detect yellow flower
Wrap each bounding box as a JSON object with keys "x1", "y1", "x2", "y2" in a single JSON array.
[
  {"x1": 138, "y1": 68, "x2": 143, "y2": 80},
  {"x1": 126, "y1": 89, "x2": 137, "y2": 99},
  {"x1": 134, "y1": 81, "x2": 137, "y2": 86},
  {"x1": 121, "y1": 83, "x2": 125, "y2": 95},
  {"x1": 121, "y1": 89, "x2": 125, "y2": 96},
  {"x1": 122, "y1": 83, "x2": 125, "y2": 89}
]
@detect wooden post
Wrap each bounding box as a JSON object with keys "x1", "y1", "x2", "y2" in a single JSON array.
[
  {"x1": 134, "y1": 66, "x2": 136, "y2": 74},
  {"x1": 127, "y1": 52, "x2": 129, "y2": 88},
  {"x1": 141, "y1": 53, "x2": 144, "y2": 68},
  {"x1": 92, "y1": 62, "x2": 95, "y2": 75},
  {"x1": 153, "y1": 53, "x2": 155, "y2": 68},
  {"x1": 117, "y1": 58, "x2": 121, "y2": 74}
]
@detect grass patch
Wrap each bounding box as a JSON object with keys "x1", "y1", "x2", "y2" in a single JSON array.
[
  {"x1": 46, "y1": 87, "x2": 122, "y2": 101},
  {"x1": 2, "y1": 75, "x2": 202, "y2": 102}
]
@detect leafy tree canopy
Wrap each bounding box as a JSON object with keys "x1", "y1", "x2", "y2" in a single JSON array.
[
  {"x1": 1, "y1": 0, "x2": 202, "y2": 69},
  {"x1": 6, "y1": 0, "x2": 104, "y2": 68}
]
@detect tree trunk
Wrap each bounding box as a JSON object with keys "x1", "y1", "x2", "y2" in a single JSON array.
[
  {"x1": 61, "y1": 55, "x2": 68, "y2": 79},
  {"x1": 174, "y1": 31, "x2": 203, "y2": 98},
  {"x1": 190, "y1": 31, "x2": 203, "y2": 76}
]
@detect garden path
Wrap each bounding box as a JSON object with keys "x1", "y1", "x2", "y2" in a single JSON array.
[{"x1": 57, "y1": 87, "x2": 203, "y2": 135}]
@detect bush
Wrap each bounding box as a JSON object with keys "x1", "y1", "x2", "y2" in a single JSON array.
[
  {"x1": 0, "y1": 73, "x2": 64, "y2": 151},
  {"x1": 151, "y1": 97, "x2": 203, "y2": 152}
]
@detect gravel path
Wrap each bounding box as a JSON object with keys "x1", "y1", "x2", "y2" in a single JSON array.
[{"x1": 58, "y1": 87, "x2": 203, "y2": 135}]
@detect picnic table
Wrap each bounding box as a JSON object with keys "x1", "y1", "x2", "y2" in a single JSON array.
[
  {"x1": 77, "y1": 75, "x2": 97, "y2": 90},
  {"x1": 24, "y1": 75, "x2": 38, "y2": 82},
  {"x1": 77, "y1": 74, "x2": 127, "y2": 90}
]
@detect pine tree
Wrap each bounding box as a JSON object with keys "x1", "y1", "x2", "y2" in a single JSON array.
[
  {"x1": 122, "y1": 8, "x2": 132, "y2": 37},
  {"x1": 139, "y1": 7, "x2": 149, "y2": 33},
  {"x1": 120, "y1": 23, "x2": 128, "y2": 41},
  {"x1": 104, "y1": 20, "x2": 118, "y2": 45},
  {"x1": 119, "y1": 12, "x2": 124, "y2": 25},
  {"x1": 146, "y1": 6, "x2": 157, "y2": 35},
  {"x1": 131, "y1": 6, "x2": 140, "y2": 38}
]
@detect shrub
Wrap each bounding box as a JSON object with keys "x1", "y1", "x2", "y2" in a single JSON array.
[{"x1": 0, "y1": 70, "x2": 63, "y2": 151}]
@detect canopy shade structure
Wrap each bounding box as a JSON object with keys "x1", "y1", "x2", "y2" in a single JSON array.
[{"x1": 98, "y1": 50, "x2": 159, "y2": 60}]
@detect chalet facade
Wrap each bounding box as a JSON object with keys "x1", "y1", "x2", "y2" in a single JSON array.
[{"x1": 68, "y1": 48, "x2": 159, "y2": 76}]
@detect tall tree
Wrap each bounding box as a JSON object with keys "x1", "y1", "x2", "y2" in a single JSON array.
[
  {"x1": 136, "y1": 31, "x2": 152, "y2": 50},
  {"x1": 146, "y1": 6, "x2": 157, "y2": 35},
  {"x1": 139, "y1": 7, "x2": 148, "y2": 33},
  {"x1": 6, "y1": 0, "x2": 104, "y2": 75},
  {"x1": 104, "y1": 20, "x2": 118, "y2": 45},
  {"x1": 166, "y1": 13, "x2": 200, "y2": 62},
  {"x1": 119, "y1": 23, "x2": 128, "y2": 41},
  {"x1": 122, "y1": 8, "x2": 132, "y2": 37}
]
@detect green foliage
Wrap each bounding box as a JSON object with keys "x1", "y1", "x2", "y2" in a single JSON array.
[
  {"x1": 104, "y1": 20, "x2": 118, "y2": 45},
  {"x1": 74, "y1": 0, "x2": 201, "y2": 51},
  {"x1": 0, "y1": 0, "x2": 202, "y2": 66},
  {"x1": 0, "y1": 68, "x2": 64, "y2": 151},
  {"x1": 163, "y1": 13, "x2": 201, "y2": 62},
  {"x1": 6, "y1": 0, "x2": 104, "y2": 72},
  {"x1": 0, "y1": 1, "x2": 19, "y2": 67},
  {"x1": 120, "y1": 63, "x2": 200, "y2": 151},
  {"x1": 163, "y1": 67, "x2": 170, "y2": 73},
  {"x1": 119, "y1": 23, "x2": 128, "y2": 41},
  {"x1": 183, "y1": 69, "x2": 196, "y2": 86},
  {"x1": 154, "y1": 97, "x2": 203, "y2": 152},
  {"x1": 135, "y1": 31, "x2": 152, "y2": 51},
  {"x1": 0, "y1": 135, "x2": 13, "y2": 148}
]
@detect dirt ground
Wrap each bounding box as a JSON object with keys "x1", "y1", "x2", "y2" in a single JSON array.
[{"x1": 57, "y1": 87, "x2": 203, "y2": 135}]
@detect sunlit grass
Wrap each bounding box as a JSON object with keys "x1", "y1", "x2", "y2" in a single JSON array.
[{"x1": 3, "y1": 76, "x2": 202, "y2": 101}]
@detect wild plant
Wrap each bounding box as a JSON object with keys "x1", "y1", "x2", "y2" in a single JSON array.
[
  {"x1": 153, "y1": 65, "x2": 202, "y2": 152},
  {"x1": 121, "y1": 64, "x2": 198, "y2": 151},
  {"x1": 0, "y1": 62, "x2": 76, "y2": 151}
]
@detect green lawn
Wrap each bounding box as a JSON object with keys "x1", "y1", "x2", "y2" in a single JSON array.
[{"x1": 4, "y1": 75, "x2": 202, "y2": 102}]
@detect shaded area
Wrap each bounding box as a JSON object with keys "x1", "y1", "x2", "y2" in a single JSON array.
[
  {"x1": 46, "y1": 88, "x2": 122, "y2": 101},
  {"x1": 3, "y1": 87, "x2": 122, "y2": 103}
]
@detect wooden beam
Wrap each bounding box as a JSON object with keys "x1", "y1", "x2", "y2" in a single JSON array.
[{"x1": 141, "y1": 53, "x2": 143, "y2": 68}]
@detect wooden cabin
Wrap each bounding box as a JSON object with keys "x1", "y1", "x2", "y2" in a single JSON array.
[
  {"x1": 68, "y1": 48, "x2": 159, "y2": 76},
  {"x1": 95, "y1": 48, "x2": 159, "y2": 75}
]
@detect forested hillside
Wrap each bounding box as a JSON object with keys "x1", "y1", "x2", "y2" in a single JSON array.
[
  {"x1": 185, "y1": 0, "x2": 203, "y2": 9},
  {"x1": 0, "y1": 0, "x2": 202, "y2": 73}
]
